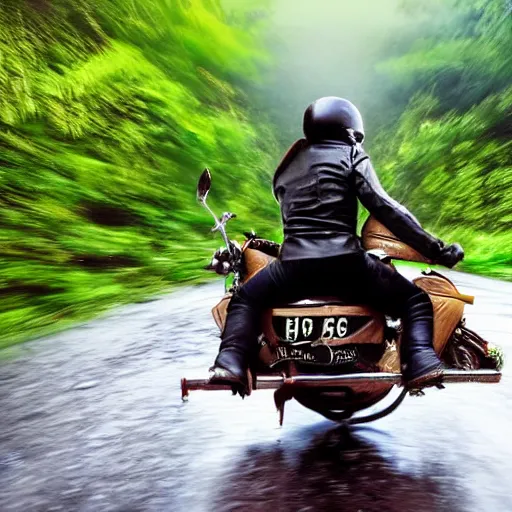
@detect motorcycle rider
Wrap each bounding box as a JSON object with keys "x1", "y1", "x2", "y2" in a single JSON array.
[{"x1": 209, "y1": 96, "x2": 464, "y2": 396}]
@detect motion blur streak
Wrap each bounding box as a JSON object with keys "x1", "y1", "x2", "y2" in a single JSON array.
[
  {"x1": 0, "y1": 0, "x2": 510, "y2": 345},
  {"x1": 0, "y1": 0, "x2": 281, "y2": 346},
  {"x1": 0, "y1": 2, "x2": 511, "y2": 509},
  {"x1": 262, "y1": 0, "x2": 512, "y2": 281}
]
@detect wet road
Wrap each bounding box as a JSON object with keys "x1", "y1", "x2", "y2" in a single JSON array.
[{"x1": 0, "y1": 268, "x2": 511, "y2": 512}]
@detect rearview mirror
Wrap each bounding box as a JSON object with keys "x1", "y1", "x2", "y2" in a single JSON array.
[{"x1": 197, "y1": 168, "x2": 212, "y2": 203}]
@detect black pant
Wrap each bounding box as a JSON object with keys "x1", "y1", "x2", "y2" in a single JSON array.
[{"x1": 220, "y1": 252, "x2": 433, "y2": 364}]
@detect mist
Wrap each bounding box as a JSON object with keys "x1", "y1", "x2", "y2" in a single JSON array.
[{"x1": 262, "y1": 0, "x2": 456, "y2": 146}]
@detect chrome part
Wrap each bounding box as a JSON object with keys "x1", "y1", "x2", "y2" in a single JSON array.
[
  {"x1": 212, "y1": 212, "x2": 236, "y2": 233},
  {"x1": 197, "y1": 170, "x2": 234, "y2": 256},
  {"x1": 201, "y1": 199, "x2": 233, "y2": 256},
  {"x1": 197, "y1": 170, "x2": 242, "y2": 292},
  {"x1": 180, "y1": 369, "x2": 502, "y2": 398}
]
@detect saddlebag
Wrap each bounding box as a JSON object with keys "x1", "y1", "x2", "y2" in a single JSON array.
[{"x1": 414, "y1": 271, "x2": 473, "y2": 354}]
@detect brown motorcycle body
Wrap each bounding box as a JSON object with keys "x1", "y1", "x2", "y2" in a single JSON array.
[{"x1": 211, "y1": 217, "x2": 490, "y2": 419}]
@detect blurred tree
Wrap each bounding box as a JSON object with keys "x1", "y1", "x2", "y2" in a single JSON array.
[
  {"x1": 0, "y1": 0, "x2": 280, "y2": 345},
  {"x1": 371, "y1": 0, "x2": 512, "y2": 279},
  {"x1": 0, "y1": 0, "x2": 510, "y2": 345}
]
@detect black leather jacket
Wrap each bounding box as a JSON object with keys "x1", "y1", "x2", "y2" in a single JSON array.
[{"x1": 273, "y1": 140, "x2": 443, "y2": 261}]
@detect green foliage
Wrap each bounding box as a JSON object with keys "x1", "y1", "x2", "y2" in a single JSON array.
[
  {"x1": 372, "y1": 0, "x2": 511, "y2": 280},
  {"x1": 0, "y1": 0, "x2": 510, "y2": 346},
  {"x1": 0, "y1": 0, "x2": 280, "y2": 346}
]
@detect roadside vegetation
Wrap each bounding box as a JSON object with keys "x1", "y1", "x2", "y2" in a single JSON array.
[{"x1": 0, "y1": 0, "x2": 509, "y2": 346}]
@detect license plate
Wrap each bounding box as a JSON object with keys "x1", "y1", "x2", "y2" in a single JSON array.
[
  {"x1": 272, "y1": 315, "x2": 370, "y2": 343},
  {"x1": 270, "y1": 344, "x2": 358, "y2": 367}
]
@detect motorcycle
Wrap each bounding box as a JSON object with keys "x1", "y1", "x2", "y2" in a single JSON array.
[{"x1": 181, "y1": 169, "x2": 504, "y2": 425}]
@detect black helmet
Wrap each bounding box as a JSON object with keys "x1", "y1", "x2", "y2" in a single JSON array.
[{"x1": 303, "y1": 97, "x2": 365, "y2": 144}]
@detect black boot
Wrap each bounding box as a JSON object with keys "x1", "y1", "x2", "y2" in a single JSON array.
[
  {"x1": 401, "y1": 292, "x2": 444, "y2": 388},
  {"x1": 403, "y1": 348, "x2": 443, "y2": 388},
  {"x1": 208, "y1": 293, "x2": 256, "y2": 397},
  {"x1": 209, "y1": 346, "x2": 249, "y2": 397}
]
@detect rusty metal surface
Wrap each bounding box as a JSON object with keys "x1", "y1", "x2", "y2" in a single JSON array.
[{"x1": 0, "y1": 268, "x2": 511, "y2": 511}]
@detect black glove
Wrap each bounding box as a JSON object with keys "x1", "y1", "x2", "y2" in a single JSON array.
[
  {"x1": 205, "y1": 247, "x2": 233, "y2": 275},
  {"x1": 437, "y1": 243, "x2": 464, "y2": 268}
]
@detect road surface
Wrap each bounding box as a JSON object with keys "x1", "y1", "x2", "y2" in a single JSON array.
[{"x1": 0, "y1": 268, "x2": 511, "y2": 511}]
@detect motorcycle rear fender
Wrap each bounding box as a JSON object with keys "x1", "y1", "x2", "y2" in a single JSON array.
[
  {"x1": 262, "y1": 304, "x2": 385, "y2": 347},
  {"x1": 212, "y1": 294, "x2": 385, "y2": 345}
]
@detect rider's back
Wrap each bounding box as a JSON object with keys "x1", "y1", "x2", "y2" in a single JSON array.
[{"x1": 273, "y1": 141, "x2": 362, "y2": 261}]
